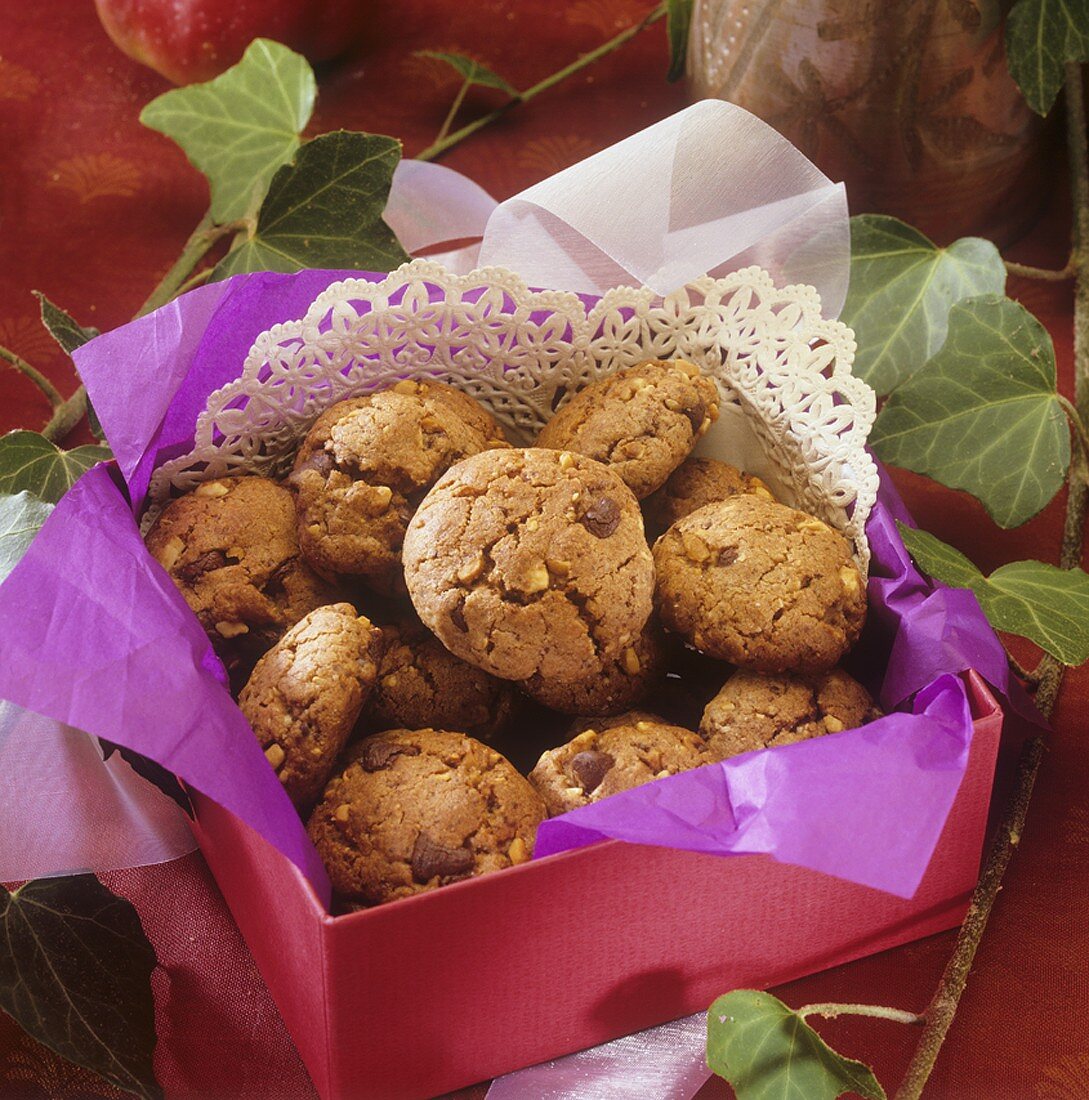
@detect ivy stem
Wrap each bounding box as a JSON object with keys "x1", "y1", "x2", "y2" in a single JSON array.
[
  {"x1": 895, "y1": 60, "x2": 1089, "y2": 1100},
  {"x1": 1004, "y1": 256, "x2": 1076, "y2": 282},
  {"x1": 42, "y1": 388, "x2": 88, "y2": 444},
  {"x1": 0, "y1": 347, "x2": 64, "y2": 409},
  {"x1": 1006, "y1": 651, "x2": 1042, "y2": 689},
  {"x1": 798, "y1": 1003, "x2": 923, "y2": 1026},
  {"x1": 1058, "y1": 394, "x2": 1089, "y2": 477},
  {"x1": 415, "y1": 1, "x2": 668, "y2": 163},
  {"x1": 434, "y1": 77, "x2": 473, "y2": 146}
]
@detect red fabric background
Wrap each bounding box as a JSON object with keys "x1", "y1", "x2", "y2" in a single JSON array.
[{"x1": 1, "y1": 1, "x2": 1087, "y2": 1096}]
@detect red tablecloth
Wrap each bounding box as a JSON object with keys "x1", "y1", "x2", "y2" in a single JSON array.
[{"x1": 2, "y1": 2, "x2": 1087, "y2": 1096}]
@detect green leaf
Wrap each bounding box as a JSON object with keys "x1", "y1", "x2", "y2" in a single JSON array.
[
  {"x1": 140, "y1": 38, "x2": 316, "y2": 223},
  {"x1": 666, "y1": 0, "x2": 696, "y2": 82},
  {"x1": 34, "y1": 292, "x2": 99, "y2": 356},
  {"x1": 841, "y1": 215, "x2": 1006, "y2": 395},
  {"x1": 213, "y1": 130, "x2": 411, "y2": 279},
  {"x1": 1005, "y1": 0, "x2": 1089, "y2": 115},
  {"x1": 707, "y1": 990, "x2": 885, "y2": 1100},
  {"x1": 871, "y1": 294, "x2": 1069, "y2": 527},
  {"x1": 0, "y1": 491, "x2": 53, "y2": 582},
  {"x1": 899, "y1": 524, "x2": 1089, "y2": 664},
  {"x1": 0, "y1": 875, "x2": 160, "y2": 1099},
  {"x1": 0, "y1": 431, "x2": 111, "y2": 504},
  {"x1": 416, "y1": 50, "x2": 518, "y2": 95}
]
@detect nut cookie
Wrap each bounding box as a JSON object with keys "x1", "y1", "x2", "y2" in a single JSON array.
[
  {"x1": 699, "y1": 667, "x2": 881, "y2": 762},
  {"x1": 145, "y1": 476, "x2": 339, "y2": 675},
  {"x1": 308, "y1": 728, "x2": 545, "y2": 905},
  {"x1": 536, "y1": 360, "x2": 720, "y2": 498},
  {"x1": 403, "y1": 448, "x2": 655, "y2": 682},
  {"x1": 519, "y1": 616, "x2": 668, "y2": 716},
  {"x1": 238, "y1": 604, "x2": 384, "y2": 807},
  {"x1": 368, "y1": 617, "x2": 517, "y2": 742},
  {"x1": 643, "y1": 457, "x2": 775, "y2": 538},
  {"x1": 289, "y1": 381, "x2": 508, "y2": 590},
  {"x1": 653, "y1": 496, "x2": 866, "y2": 673},
  {"x1": 529, "y1": 717, "x2": 709, "y2": 816}
]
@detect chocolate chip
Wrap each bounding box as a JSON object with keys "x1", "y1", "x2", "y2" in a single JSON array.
[
  {"x1": 359, "y1": 740, "x2": 420, "y2": 772},
  {"x1": 682, "y1": 401, "x2": 705, "y2": 433},
  {"x1": 718, "y1": 545, "x2": 738, "y2": 567},
  {"x1": 411, "y1": 833, "x2": 474, "y2": 883},
  {"x1": 178, "y1": 549, "x2": 230, "y2": 581},
  {"x1": 568, "y1": 750, "x2": 615, "y2": 793},
  {"x1": 289, "y1": 449, "x2": 336, "y2": 486},
  {"x1": 449, "y1": 602, "x2": 469, "y2": 632},
  {"x1": 580, "y1": 496, "x2": 621, "y2": 538}
]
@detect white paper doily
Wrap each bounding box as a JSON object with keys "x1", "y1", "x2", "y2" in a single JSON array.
[{"x1": 148, "y1": 260, "x2": 877, "y2": 572}]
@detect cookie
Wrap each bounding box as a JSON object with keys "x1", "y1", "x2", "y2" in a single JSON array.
[
  {"x1": 699, "y1": 667, "x2": 881, "y2": 761},
  {"x1": 643, "y1": 457, "x2": 774, "y2": 538},
  {"x1": 288, "y1": 380, "x2": 508, "y2": 590},
  {"x1": 529, "y1": 717, "x2": 709, "y2": 816},
  {"x1": 145, "y1": 476, "x2": 339, "y2": 676},
  {"x1": 653, "y1": 496, "x2": 866, "y2": 673},
  {"x1": 238, "y1": 604, "x2": 384, "y2": 807},
  {"x1": 536, "y1": 360, "x2": 720, "y2": 498},
  {"x1": 519, "y1": 616, "x2": 668, "y2": 716},
  {"x1": 308, "y1": 728, "x2": 545, "y2": 905},
  {"x1": 403, "y1": 448, "x2": 655, "y2": 682},
  {"x1": 368, "y1": 617, "x2": 517, "y2": 742}
]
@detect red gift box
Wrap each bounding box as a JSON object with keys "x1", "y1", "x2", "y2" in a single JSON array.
[{"x1": 192, "y1": 670, "x2": 1002, "y2": 1099}]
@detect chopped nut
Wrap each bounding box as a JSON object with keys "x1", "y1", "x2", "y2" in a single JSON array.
[
  {"x1": 622, "y1": 647, "x2": 641, "y2": 675},
  {"x1": 570, "y1": 491, "x2": 581, "y2": 503},
  {"x1": 307, "y1": 523, "x2": 323, "y2": 538},
  {"x1": 334, "y1": 803, "x2": 351, "y2": 823},
  {"x1": 681, "y1": 531, "x2": 711, "y2": 562},
  {"x1": 195, "y1": 480, "x2": 230, "y2": 498},
  {"x1": 457, "y1": 553, "x2": 485, "y2": 584},
  {"x1": 630, "y1": 377, "x2": 650, "y2": 391},
  {"x1": 654, "y1": 769, "x2": 671, "y2": 779},
  {"x1": 525, "y1": 516, "x2": 540, "y2": 533},
  {"x1": 823, "y1": 716, "x2": 845, "y2": 733},
  {"x1": 264, "y1": 744, "x2": 286, "y2": 769},
  {"x1": 698, "y1": 416, "x2": 713, "y2": 435},
  {"x1": 155, "y1": 535, "x2": 185, "y2": 571},
  {"x1": 508, "y1": 837, "x2": 529, "y2": 864},
  {"x1": 393, "y1": 378, "x2": 420, "y2": 394},
  {"x1": 752, "y1": 484, "x2": 775, "y2": 501},
  {"x1": 636, "y1": 721, "x2": 652, "y2": 732},
  {"x1": 673, "y1": 360, "x2": 700, "y2": 377},
  {"x1": 558, "y1": 452, "x2": 576, "y2": 471},
  {"x1": 215, "y1": 621, "x2": 249, "y2": 638},
  {"x1": 523, "y1": 563, "x2": 550, "y2": 593},
  {"x1": 664, "y1": 397, "x2": 682, "y2": 412},
  {"x1": 546, "y1": 558, "x2": 571, "y2": 577},
  {"x1": 371, "y1": 485, "x2": 393, "y2": 512},
  {"x1": 564, "y1": 786, "x2": 584, "y2": 798},
  {"x1": 840, "y1": 565, "x2": 861, "y2": 595},
  {"x1": 799, "y1": 517, "x2": 831, "y2": 535}
]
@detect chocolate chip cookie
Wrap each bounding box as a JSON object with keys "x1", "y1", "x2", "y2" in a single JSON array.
[
  {"x1": 367, "y1": 617, "x2": 517, "y2": 742},
  {"x1": 699, "y1": 667, "x2": 881, "y2": 762},
  {"x1": 403, "y1": 448, "x2": 655, "y2": 682},
  {"x1": 145, "y1": 476, "x2": 339, "y2": 677},
  {"x1": 308, "y1": 728, "x2": 545, "y2": 905},
  {"x1": 519, "y1": 616, "x2": 668, "y2": 716},
  {"x1": 536, "y1": 360, "x2": 720, "y2": 498},
  {"x1": 529, "y1": 717, "x2": 710, "y2": 816},
  {"x1": 238, "y1": 604, "x2": 384, "y2": 807},
  {"x1": 643, "y1": 457, "x2": 774, "y2": 538},
  {"x1": 289, "y1": 380, "x2": 508, "y2": 591},
  {"x1": 653, "y1": 496, "x2": 866, "y2": 673}
]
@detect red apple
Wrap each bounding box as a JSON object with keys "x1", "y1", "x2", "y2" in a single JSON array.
[{"x1": 93, "y1": 0, "x2": 369, "y2": 85}]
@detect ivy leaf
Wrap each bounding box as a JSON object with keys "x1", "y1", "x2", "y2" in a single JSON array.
[
  {"x1": 899, "y1": 524, "x2": 1089, "y2": 664},
  {"x1": 870, "y1": 295, "x2": 1068, "y2": 528},
  {"x1": 140, "y1": 38, "x2": 316, "y2": 223},
  {"x1": 34, "y1": 292, "x2": 99, "y2": 356},
  {"x1": 0, "y1": 875, "x2": 160, "y2": 1099},
  {"x1": 0, "y1": 431, "x2": 111, "y2": 504},
  {"x1": 415, "y1": 50, "x2": 518, "y2": 95},
  {"x1": 1005, "y1": 0, "x2": 1089, "y2": 116},
  {"x1": 0, "y1": 491, "x2": 53, "y2": 583},
  {"x1": 840, "y1": 215, "x2": 1006, "y2": 396},
  {"x1": 666, "y1": 0, "x2": 696, "y2": 82},
  {"x1": 213, "y1": 130, "x2": 411, "y2": 279},
  {"x1": 707, "y1": 990, "x2": 885, "y2": 1100}
]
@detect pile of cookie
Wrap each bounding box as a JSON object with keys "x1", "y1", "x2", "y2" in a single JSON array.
[{"x1": 146, "y1": 362, "x2": 880, "y2": 909}]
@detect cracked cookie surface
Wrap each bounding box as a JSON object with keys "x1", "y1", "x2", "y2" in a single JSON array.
[
  {"x1": 367, "y1": 616, "x2": 517, "y2": 742},
  {"x1": 289, "y1": 380, "x2": 508, "y2": 591},
  {"x1": 643, "y1": 457, "x2": 775, "y2": 538},
  {"x1": 519, "y1": 615, "x2": 668, "y2": 716},
  {"x1": 536, "y1": 360, "x2": 720, "y2": 498},
  {"x1": 145, "y1": 476, "x2": 340, "y2": 678},
  {"x1": 653, "y1": 495, "x2": 866, "y2": 673},
  {"x1": 699, "y1": 667, "x2": 882, "y2": 761},
  {"x1": 529, "y1": 716, "x2": 709, "y2": 815},
  {"x1": 308, "y1": 728, "x2": 545, "y2": 905},
  {"x1": 238, "y1": 604, "x2": 384, "y2": 808},
  {"x1": 403, "y1": 448, "x2": 655, "y2": 682}
]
